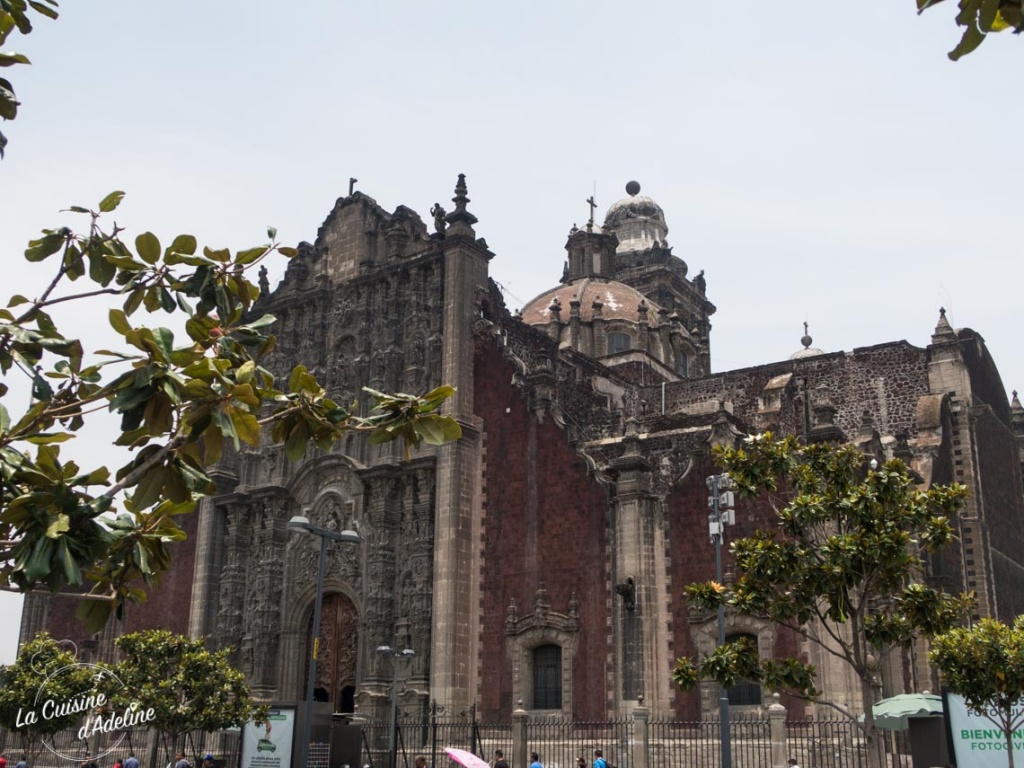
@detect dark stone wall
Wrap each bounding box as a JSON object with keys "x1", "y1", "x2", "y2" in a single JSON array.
[
  {"x1": 647, "y1": 342, "x2": 930, "y2": 441},
  {"x1": 475, "y1": 339, "x2": 611, "y2": 720},
  {"x1": 973, "y1": 407, "x2": 1024, "y2": 619}
]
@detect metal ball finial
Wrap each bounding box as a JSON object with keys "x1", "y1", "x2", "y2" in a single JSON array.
[{"x1": 625, "y1": 180, "x2": 641, "y2": 196}]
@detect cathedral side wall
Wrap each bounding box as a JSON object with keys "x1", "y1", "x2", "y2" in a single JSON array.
[
  {"x1": 474, "y1": 341, "x2": 612, "y2": 720},
  {"x1": 972, "y1": 407, "x2": 1024, "y2": 619},
  {"x1": 666, "y1": 451, "x2": 807, "y2": 718}
]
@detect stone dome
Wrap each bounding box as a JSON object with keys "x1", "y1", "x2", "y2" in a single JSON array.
[
  {"x1": 789, "y1": 323, "x2": 825, "y2": 359},
  {"x1": 602, "y1": 181, "x2": 668, "y2": 253},
  {"x1": 521, "y1": 277, "x2": 663, "y2": 327}
]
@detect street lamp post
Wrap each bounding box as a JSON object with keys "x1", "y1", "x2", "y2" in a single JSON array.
[
  {"x1": 707, "y1": 473, "x2": 736, "y2": 768},
  {"x1": 288, "y1": 513, "x2": 361, "y2": 768},
  {"x1": 376, "y1": 645, "x2": 415, "y2": 768}
]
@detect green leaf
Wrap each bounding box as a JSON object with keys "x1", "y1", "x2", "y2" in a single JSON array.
[
  {"x1": 0, "y1": 51, "x2": 31, "y2": 67},
  {"x1": 235, "y1": 246, "x2": 266, "y2": 266},
  {"x1": 45, "y1": 513, "x2": 70, "y2": 538},
  {"x1": 135, "y1": 231, "x2": 161, "y2": 265},
  {"x1": 98, "y1": 190, "x2": 125, "y2": 213},
  {"x1": 949, "y1": 22, "x2": 987, "y2": 59},
  {"x1": 76, "y1": 598, "x2": 114, "y2": 635},
  {"x1": 109, "y1": 308, "x2": 132, "y2": 335},
  {"x1": 25, "y1": 232, "x2": 64, "y2": 262},
  {"x1": 0, "y1": 402, "x2": 9, "y2": 434},
  {"x1": 27, "y1": 1, "x2": 59, "y2": 20},
  {"x1": 0, "y1": 76, "x2": 17, "y2": 120},
  {"x1": 168, "y1": 233, "x2": 198, "y2": 256}
]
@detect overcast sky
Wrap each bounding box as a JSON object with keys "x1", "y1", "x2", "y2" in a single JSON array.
[{"x1": 2, "y1": 1, "x2": 1022, "y2": 665}]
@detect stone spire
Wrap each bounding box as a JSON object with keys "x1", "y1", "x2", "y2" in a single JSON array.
[
  {"x1": 931, "y1": 307, "x2": 956, "y2": 343},
  {"x1": 1011, "y1": 390, "x2": 1024, "y2": 437},
  {"x1": 444, "y1": 173, "x2": 478, "y2": 236}
]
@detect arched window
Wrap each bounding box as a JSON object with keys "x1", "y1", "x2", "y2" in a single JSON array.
[
  {"x1": 532, "y1": 644, "x2": 562, "y2": 709},
  {"x1": 725, "y1": 633, "x2": 762, "y2": 706},
  {"x1": 607, "y1": 332, "x2": 631, "y2": 355}
]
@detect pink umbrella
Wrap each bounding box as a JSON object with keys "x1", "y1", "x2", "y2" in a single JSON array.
[{"x1": 445, "y1": 748, "x2": 491, "y2": 768}]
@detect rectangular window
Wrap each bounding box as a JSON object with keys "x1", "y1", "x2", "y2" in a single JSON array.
[{"x1": 533, "y1": 645, "x2": 562, "y2": 709}]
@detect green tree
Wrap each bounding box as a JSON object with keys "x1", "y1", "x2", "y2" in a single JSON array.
[
  {"x1": 917, "y1": 0, "x2": 1024, "y2": 60},
  {"x1": 672, "y1": 434, "x2": 970, "y2": 764},
  {"x1": 0, "y1": 632, "x2": 98, "y2": 761},
  {"x1": 105, "y1": 630, "x2": 266, "y2": 763},
  {"x1": 0, "y1": 0, "x2": 58, "y2": 157},
  {"x1": 931, "y1": 616, "x2": 1024, "y2": 768}
]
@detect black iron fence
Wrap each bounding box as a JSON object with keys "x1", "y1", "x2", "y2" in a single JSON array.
[
  {"x1": 785, "y1": 720, "x2": 912, "y2": 768},
  {"x1": 0, "y1": 727, "x2": 241, "y2": 768},
  {"x1": 648, "y1": 716, "x2": 772, "y2": 768}
]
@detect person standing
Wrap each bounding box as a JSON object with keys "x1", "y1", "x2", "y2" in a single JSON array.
[
  {"x1": 15, "y1": 755, "x2": 27, "y2": 768},
  {"x1": 593, "y1": 750, "x2": 607, "y2": 768},
  {"x1": 529, "y1": 753, "x2": 542, "y2": 768},
  {"x1": 173, "y1": 752, "x2": 189, "y2": 768},
  {"x1": 124, "y1": 752, "x2": 139, "y2": 768},
  {"x1": 787, "y1": 759, "x2": 800, "y2": 768},
  {"x1": 493, "y1": 751, "x2": 508, "y2": 768}
]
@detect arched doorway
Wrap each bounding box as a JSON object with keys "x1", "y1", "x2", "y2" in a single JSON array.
[{"x1": 305, "y1": 592, "x2": 359, "y2": 712}]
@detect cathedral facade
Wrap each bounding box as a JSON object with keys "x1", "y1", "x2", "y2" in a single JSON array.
[{"x1": 20, "y1": 176, "x2": 1024, "y2": 724}]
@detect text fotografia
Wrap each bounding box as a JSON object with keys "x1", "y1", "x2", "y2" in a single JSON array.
[
  {"x1": 961, "y1": 729, "x2": 1024, "y2": 751},
  {"x1": 15, "y1": 692, "x2": 155, "y2": 737}
]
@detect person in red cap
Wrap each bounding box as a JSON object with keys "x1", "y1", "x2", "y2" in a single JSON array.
[{"x1": 1, "y1": 754, "x2": 9, "y2": 768}]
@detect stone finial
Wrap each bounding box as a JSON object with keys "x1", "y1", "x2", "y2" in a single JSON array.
[
  {"x1": 505, "y1": 598, "x2": 518, "y2": 632},
  {"x1": 534, "y1": 582, "x2": 550, "y2": 623},
  {"x1": 444, "y1": 173, "x2": 478, "y2": 233},
  {"x1": 591, "y1": 299, "x2": 604, "y2": 319},
  {"x1": 637, "y1": 299, "x2": 649, "y2": 322},
  {"x1": 931, "y1": 306, "x2": 956, "y2": 343},
  {"x1": 548, "y1": 297, "x2": 562, "y2": 322},
  {"x1": 568, "y1": 591, "x2": 579, "y2": 619},
  {"x1": 801, "y1": 321, "x2": 813, "y2": 350},
  {"x1": 1012, "y1": 390, "x2": 1022, "y2": 411},
  {"x1": 626, "y1": 180, "x2": 641, "y2": 196}
]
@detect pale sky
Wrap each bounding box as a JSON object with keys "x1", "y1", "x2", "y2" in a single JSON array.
[{"x1": 2, "y1": 1, "x2": 1022, "y2": 665}]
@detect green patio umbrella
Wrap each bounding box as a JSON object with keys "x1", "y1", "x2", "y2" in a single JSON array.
[{"x1": 865, "y1": 693, "x2": 945, "y2": 731}]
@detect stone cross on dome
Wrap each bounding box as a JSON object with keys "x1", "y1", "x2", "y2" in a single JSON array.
[{"x1": 586, "y1": 195, "x2": 597, "y2": 230}]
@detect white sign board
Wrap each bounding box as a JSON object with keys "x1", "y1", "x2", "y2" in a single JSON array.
[
  {"x1": 946, "y1": 693, "x2": 1024, "y2": 767},
  {"x1": 240, "y1": 707, "x2": 296, "y2": 768}
]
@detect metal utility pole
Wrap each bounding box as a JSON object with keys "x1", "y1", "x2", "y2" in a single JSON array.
[{"x1": 707, "y1": 473, "x2": 736, "y2": 768}]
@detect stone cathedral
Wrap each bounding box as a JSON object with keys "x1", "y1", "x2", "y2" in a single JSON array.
[{"x1": 21, "y1": 176, "x2": 1024, "y2": 723}]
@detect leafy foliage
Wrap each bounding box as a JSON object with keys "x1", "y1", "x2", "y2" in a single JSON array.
[
  {"x1": 103, "y1": 630, "x2": 265, "y2": 761},
  {"x1": 917, "y1": 0, "x2": 1024, "y2": 59},
  {"x1": 931, "y1": 616, "x2": 1024, "y2": 768},
  {"x1": 672, "y1": 434, "x2": 970, "y2": 731},
  {"x1": 0, "y1": 632, "x2": 97, "y2": 759},
  {"x1": 0, "y1": 195, "x2": 460, "y2": 632}
]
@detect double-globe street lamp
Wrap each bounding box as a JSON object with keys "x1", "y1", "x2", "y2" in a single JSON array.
[
  {"x1": 288, "y1": 513, "x2": 362, "y2": 768},
  {"x1": 376, "y1": 645, "x2": 415, "y2": 768}
]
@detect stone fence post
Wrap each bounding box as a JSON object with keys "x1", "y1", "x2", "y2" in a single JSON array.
[
  {"x1": 768, "y1": 693, "x2": 788, "y2": 768},
  {"x1": 631, "y1": 697, "x2": 650, "y2": 768},
  {"x1": 512, "y1": 703, "x2": 529, "y2": 768}
]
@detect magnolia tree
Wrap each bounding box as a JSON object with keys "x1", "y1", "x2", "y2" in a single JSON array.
[
  {"x1": 931, "y1": 616, "x2": 1024, "y2": 768},
  {"x1": 0, "y1": 633, "x2": 98, "y2": 761},
  {"x1": 101, "y1": 630, "x2": 266, "y2": 762},
  {"x1": 672, "y1": 434, "x2": 970, "y2": 765}
]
